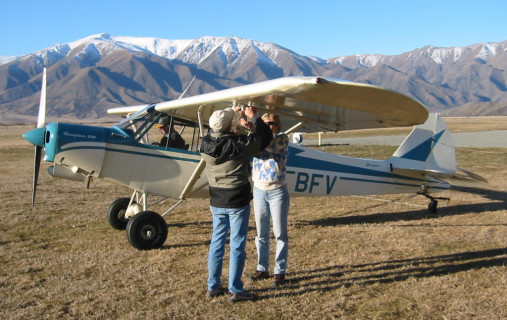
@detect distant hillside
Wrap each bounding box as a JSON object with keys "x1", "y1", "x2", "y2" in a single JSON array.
[
  {"x1": 0, "y1": 34, "x2": 506, "y2": 124},
  {"x1": 441, "y1": 102, "x2": 507, "y2": 117}
]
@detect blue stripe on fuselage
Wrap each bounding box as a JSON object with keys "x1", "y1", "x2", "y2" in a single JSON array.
[
  {"x1": 286, "y1": 146, "x2": 418, "y2": 182},
  {"x1": 60, "y1": 143, "x2": 201, "y2": 163}
]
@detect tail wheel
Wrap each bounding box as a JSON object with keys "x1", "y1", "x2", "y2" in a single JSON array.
[
  {"x1": 126, "y1": 211, "x2": 168, "y2": 250},
  {"x1": 107, "y1": 198, "x2": 131, "y2": 230},
  {"x1": 428, "y1": 200, "x2": 438, "y2": 214}
]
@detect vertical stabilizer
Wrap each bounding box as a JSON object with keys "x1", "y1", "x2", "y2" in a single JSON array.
[{"x1": 390, "y1": 114, "x2": 456, "y2": 173}]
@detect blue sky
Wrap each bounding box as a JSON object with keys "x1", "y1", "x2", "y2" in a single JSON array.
[{"x1": 1, "y1": 0, "x2": 506, "y2": 58}]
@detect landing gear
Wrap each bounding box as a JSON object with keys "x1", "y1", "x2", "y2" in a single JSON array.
[
  {"x1": 107, "y1": 198, "x2": 131, "y2": 230},
  {"x1": 126, "y1": 211, "x2": 168, "y2": 250},
  {"x1": 106, "y1": 190, "x2": 188, "y2": 249},
  {"x1": 417, "y1": 186, "x2": 450, "y2": 214}
]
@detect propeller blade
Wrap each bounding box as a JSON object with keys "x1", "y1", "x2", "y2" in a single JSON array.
[
  {"x1": 37, "y1": 67, "x2": 47, "y2": 128},
  {"x1": 32, "y1": 145, "x2": 42, "y2": 207},
  {"x1": 31, "y1": 67, "x2": 47, "y2": 206}
]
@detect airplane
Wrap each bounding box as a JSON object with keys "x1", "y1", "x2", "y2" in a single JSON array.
[{"x1": 23, "y1": 68, "x2": 487, "y2": 250}]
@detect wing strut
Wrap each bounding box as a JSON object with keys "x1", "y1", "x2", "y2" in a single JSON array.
[
  {"x1": 179, "y1": 158, "x2": 207, "y2": 199},
  {"x1": 284, "y1": 121, "x2": 305, "y2": 135},
  {"x1": 160, "y1": 158, "x2": 207, "y2": 218}
]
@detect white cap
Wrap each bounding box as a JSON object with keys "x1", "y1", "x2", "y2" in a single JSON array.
[{"x1": 209, "y1": 108, "x2": 235, "y2": 132}]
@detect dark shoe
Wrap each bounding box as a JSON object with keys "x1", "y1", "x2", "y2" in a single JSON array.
[
  {"x1": 272, "y1": 274, "x2": 286, "y2": 286},
  {"x1": 250, "y1": 270, "x2": 269, "y2": 281},
  {"x1": 207, "y1": 287, "x2": 227, "y2": 298},
  {"x1": 228, "y1": 291, "x2": 257, "y2": 303}
]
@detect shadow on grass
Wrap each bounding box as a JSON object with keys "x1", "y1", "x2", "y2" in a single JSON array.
[
  {"x1": 296, "y1": 187, "x2": 507, "y2": 227},
  {"x1": 253, "y1": 247, "x2": 507, "y2": 300}
]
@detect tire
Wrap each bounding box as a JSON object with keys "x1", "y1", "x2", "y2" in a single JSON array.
[
  {"x1": 107, "y1": 198, "x2": 131, "y2": 230},
  {"x1": 428, "y1": 200, "x2": 438, "y2": 214},
  {"x1": 126, "y1": 211, "x2": 168, "y2": 250}
]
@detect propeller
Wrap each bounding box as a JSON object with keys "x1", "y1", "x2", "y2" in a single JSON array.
[{"x1": 30, "y1": 67, "x2": 47, "y2": 206}]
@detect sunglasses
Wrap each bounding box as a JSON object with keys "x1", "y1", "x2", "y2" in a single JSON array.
[{"x1": 266, "y1": 121, "x2": 278, "y2": 126}]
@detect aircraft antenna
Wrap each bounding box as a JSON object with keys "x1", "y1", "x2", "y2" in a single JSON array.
[{"x1": 178, "y1": 76, "x2": 197, "y2": 99}]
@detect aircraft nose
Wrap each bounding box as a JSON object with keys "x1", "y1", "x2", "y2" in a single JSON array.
[{"x1": 23, "y1": 127, "x2": 46, "y2": 147}]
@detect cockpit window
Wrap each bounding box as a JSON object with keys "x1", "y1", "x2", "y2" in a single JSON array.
[{"x1": 114, "y1": 105, "x2": 204, "y2": 152}]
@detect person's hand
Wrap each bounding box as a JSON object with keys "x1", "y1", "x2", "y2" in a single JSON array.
[
  {"x1": 243, "y1": 106, "x2": 257, "y2": 119},
  {"x1": 239, "y1": 117, "x2": 255, "y2": 130}
]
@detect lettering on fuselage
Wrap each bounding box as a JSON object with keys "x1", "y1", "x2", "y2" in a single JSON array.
[
  {"x1": 287, "y1": 170, "x2": 338, "y2": 195},
  {"x1": 63, "y1": 131, "x2": 97, "y2": 140}
]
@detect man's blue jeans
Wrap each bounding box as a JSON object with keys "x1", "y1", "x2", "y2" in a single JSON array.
[
  {"x1": 207, "y1": 204, "x2": 250, "y2": 294},
  {"x1": 253, "y1": 185, "x2": 290, "y2": 275}
]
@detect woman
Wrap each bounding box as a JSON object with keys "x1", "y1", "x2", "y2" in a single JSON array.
[{"x1": 250, "y1": 113, "x2": 290, "y2": 286}]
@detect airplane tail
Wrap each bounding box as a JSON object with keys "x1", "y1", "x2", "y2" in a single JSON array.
[
  {"x1": 389, "y1": 113, "x2": 487, "y2": 187},
  {"x1": 391, "y1": 113, "x2": 456, "y2": 173}
]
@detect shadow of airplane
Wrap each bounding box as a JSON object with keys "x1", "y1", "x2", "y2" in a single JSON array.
[
  {"x1": 252, "y1": 248, "x2": 507, "y2": 300},
  {"x1": 295, "y1": 186, "x2": 507, "y2": 227}
]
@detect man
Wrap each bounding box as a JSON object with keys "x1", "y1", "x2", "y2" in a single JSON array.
[
  {"x1": 200, "y1": 106, "x2": 272, "y2": 303},
  {"x1": 154, "y1": 116, "x2": 186, "y2": 149}
]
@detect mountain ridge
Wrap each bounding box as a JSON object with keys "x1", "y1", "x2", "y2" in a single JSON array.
[{"x1": 1, "y1": 34, "x2": 506, "y2": 125}]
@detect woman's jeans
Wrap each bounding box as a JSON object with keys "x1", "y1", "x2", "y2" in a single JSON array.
[
  {"x1": 253, "y1": 185, "x2": 290, "y2": 275},
  {"x1": 207, "y1": 204, "x2": 250, "y2": 294}
]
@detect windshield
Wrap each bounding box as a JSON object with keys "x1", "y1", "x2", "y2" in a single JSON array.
[{"x1": 115, "y1": 105, "x2": 161, "y2": 143}]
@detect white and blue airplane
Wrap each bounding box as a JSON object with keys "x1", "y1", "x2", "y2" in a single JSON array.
[{"x1": 24, "y1": 68, "x2": 487, "y2": 249}]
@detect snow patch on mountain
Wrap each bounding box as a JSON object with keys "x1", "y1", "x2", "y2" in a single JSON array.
[
  {"x1": 428, "y1": 42, "x2": 501, "y2": 65},
  {"x1": 0, "y1": 56, "x2": 16, "y2": 65},
  {"x1": 67, "y1": 33, "x2": 193, "y2": 59},
  {"x1": 74, "y1": 43, "x2": 101, "y2": 67},
  {"x1": 333, "y1": 54, "x2": 386, "y2": 68},
  {"x1": 475, "y1": 43, "x2": 496, "y2": 63}
]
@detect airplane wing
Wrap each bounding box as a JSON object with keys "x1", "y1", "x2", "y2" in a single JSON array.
[{"x1": 107, "y1": 76, "x2": 428, "y2": 132}]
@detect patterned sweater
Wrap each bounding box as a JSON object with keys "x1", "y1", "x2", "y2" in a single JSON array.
[{"x1": 252, "y1": 133, "x2": 289, "y2": 190}]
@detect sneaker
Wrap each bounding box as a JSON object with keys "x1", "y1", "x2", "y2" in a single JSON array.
[
  {"x1": 228, "y1": 291, "x2": 257, "y2": 303},
  {"x1": 272, "y1": 274, "x2": 286, "y2": 286},
  {"x1": 249, "y1": 270, "x2": 270, "y2": 281},
  {"x1": 207, "y1": 287, "x2": 227, "y2": 298}
]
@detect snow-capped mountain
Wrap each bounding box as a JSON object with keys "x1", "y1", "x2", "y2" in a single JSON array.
[
  {"x1": 0, "y1": 34, "x2": 505, "y2": 124},
  {"x1": 331, "y1": 42, "x2": 506, "y2": 68}
]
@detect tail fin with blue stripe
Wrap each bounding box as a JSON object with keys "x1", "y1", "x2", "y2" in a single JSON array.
[
  {"x1": 390, "y1": 113, "x2": 487, "y2": 187},
  {"x1": 390, "y1": 113, "x2": 456, "y2": 173}
]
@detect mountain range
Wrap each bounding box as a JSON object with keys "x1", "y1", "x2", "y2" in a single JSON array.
[{"x1": 0, "y1": 33, "x2": 506, "y2": 125}]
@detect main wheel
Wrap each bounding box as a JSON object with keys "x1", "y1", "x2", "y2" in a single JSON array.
[
  {"x1": 107, "y1": 198, "x2": 131, "y2": 230},
  {"x1": 126, "y1": 211, "x2": 168, "y2": 250}
]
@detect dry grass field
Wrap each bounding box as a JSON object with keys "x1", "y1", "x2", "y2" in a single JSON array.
[{"x1": 1, "y1": 121, "x2": 506, "y2": 320}]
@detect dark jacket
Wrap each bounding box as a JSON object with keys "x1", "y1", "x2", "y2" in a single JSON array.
[
  {"x1": 160, "y1": 130, "x2": 186, "y2": 149},
  {"x1": 200, "y1": 117, "x2": 272, "y2": 208}
]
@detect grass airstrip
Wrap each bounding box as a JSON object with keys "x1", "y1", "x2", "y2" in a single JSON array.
[{"x1": 1, "y1": 118, "x2": 506, "y2": 319}]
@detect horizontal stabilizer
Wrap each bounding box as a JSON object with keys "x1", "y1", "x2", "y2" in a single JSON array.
[{"x1": 392, "y1": 167, "x2": 488, "y2": 188}]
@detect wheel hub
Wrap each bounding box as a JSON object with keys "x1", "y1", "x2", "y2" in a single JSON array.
[{"x1": 140, "y1": 225, "x2": 156, "y2": 240}]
